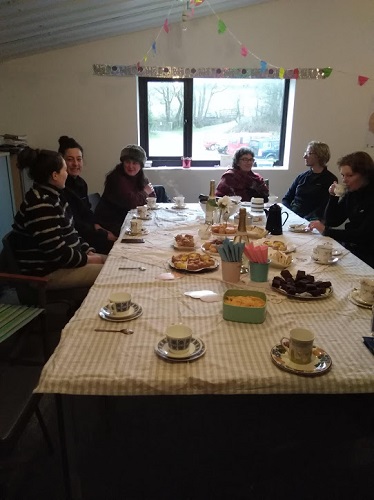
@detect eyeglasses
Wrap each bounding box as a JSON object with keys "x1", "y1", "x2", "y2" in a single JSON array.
[
  {"x1": 239, "y1": 157, "x2": 254, "y2": 163},
  {"x1": 304, "y1": 151, "x2": 315, "y2": 156}
]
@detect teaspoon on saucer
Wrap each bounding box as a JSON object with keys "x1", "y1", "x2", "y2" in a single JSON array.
[
  {"x1": 95, "y1": 328, "x2": 134, "y2": 335},
  {"x1": 118, "y1": 266, "x2": 146, "y2": 271}
]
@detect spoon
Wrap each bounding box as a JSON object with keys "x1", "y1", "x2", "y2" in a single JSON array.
[
  {"x1": 118, "y1": 266, "x2": 146, "y2": 271},
  {"x1": 95, "y1": 328, "x2": 134, "y2": 335}
]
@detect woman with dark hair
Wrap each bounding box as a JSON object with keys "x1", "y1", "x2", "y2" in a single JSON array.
[
  {"x1": 94, "y1": 144, "x2": 156, "y2": 236},
  {"x1": 58, "y1": 135, "x2": 116, "y2": 254},
  {"x1": 215, "y1": 147, "x2": 269, "y2": 202},
  {"x1": 12, "y1": 147, "x2": 105, "y2": 289},
  {"x1": 282, "y1": 141, "x2": 337, "y2": 220},
  {"x1": 309, "y1": 151, "x2": 374, "y2": 267}
]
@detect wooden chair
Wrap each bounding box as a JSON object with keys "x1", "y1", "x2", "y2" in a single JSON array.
[{"x1": 2, "y1": 231, "x2": 83, "y2": 316}]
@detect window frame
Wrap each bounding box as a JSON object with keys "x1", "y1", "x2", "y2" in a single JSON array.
[{"x1": 138, "y1": 77, "x2": 289, "y2": 168}]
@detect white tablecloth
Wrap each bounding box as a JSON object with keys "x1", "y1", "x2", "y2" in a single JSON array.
[{"x1": 36, "y1": 204, "x2": 374, "y2": 396}]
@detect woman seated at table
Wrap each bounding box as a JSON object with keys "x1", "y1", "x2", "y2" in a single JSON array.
[
  {"x1": 282, "y1": 141, "x2": 337, "y2": 220},
  {"x1": 12, "y1": 147, "x2": 106, "y2": 290},
  {"x1": 309, "y1": 151, "x2": 374, "y2": 268},
  {"x1": 58, "y1": 135, "x2": 116, "y2": 254},
  {"x1": 215, "y1": 147, "x2": 269, "y2": 202},
  {"x1": 94, "y1": 144, "x2": 156, "y2": 237}
]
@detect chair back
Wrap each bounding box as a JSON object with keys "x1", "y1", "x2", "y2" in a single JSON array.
[{"x1": 88, "y1": 192, "x2": 101, "y2": 212}]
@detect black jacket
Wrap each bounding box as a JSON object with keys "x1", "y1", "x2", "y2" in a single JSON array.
[{"x1": 323, "y1": 183, "x2": 374, "y2": 267}]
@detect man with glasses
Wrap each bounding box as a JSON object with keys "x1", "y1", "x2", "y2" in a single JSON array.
[
  {"x1": 282, "y1": 141, "x2": 337, "y2": 220},
  {"x1": 216, "y1": 147, "x2": 269, "y2": 202}
]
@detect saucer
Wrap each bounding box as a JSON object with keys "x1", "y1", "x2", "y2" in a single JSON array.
[
  {"x1": 99, "y1": 302, "x2": 143, "y2": 322},
  {"x1": 102, "y1": 304, "x2": 135, "y2": 318},
  {"x1": 124, "y1": 228, "x2": 149, "y2": 236},
  {"x1": 134, "y1": 214, "x2": 152, "y2": 220},
  {"x1": 171, "y1": 204, "x2": 187, "y2": 210},
  {"x1": 147, "y1": 205, "x2": 159, "y2": 210},
  {"x1": 270, "y1": 344, "x2": 332, "y2": 376},
  {"x1": 348, "y1": 289, "x2": 373, "y2": 309},
  {"x1": 155, "y1": 337, "x2": 206, "y2": 362},
  {"x1": 312, "y1": 255, "x2": 339, "y2": 265}
]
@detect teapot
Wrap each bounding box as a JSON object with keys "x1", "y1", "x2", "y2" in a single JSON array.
[{"x1": 265, "y1": 203, "x2": 289, "y2": 235}]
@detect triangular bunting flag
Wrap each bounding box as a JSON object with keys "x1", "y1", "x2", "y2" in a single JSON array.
[
  {"x1": 152, "y1": 42, "x2": 156, "y2": 55},
  {"x1": 358, "y1": 75, "x2": 369, "y2": 86},
  {"x1": 240, "y1": 45, "x2": 248, "y2": 57},
  {"x1": 218, "y1": 20, "x2": 227, "y2": 34},
  {"x1": 260, "y1": 60, "x2": 267, "y2": 72},
  {"x1": 293, "y1": 68, "x2": 300, "y2": 79},
  {"x1": 163, "y1": 19, "x2": 170, "y2": 33},
  {"x1": 279, "y1": 67, "x2": 285, "y2": 79},
  {"x1": 322, "y1": 67, "x2": 333, "y2": 78}
]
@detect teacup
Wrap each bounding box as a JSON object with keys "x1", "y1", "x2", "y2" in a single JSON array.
[
  {"x1": 130, "y1": 219, "x2": 142, "y2": 235},
  {"x1": 173, "y1": 196, "x2": 185, "y2": 207},
  {"x1": 165, "y1": 324, "x2": 192, "y2": 355},
  {"x1": 268, "y1": 195, "x2": 278, "y2": 204},
  {"x1": 334, "y1": 184, "x2": 346, "y2": 197},
  {"x1": 359, "y1": 278, "x2": 374, "y2": 304},
  {"x1": 281, "y1": 328, "x2": 315, "y2": 365},
  {"x1": 146, "y1": 197, "x2": 157, "y2": 209},
  {"x1": 313, "y1": 244, "x2": 332, "y2": 264},
  {"x1": 137, "y1": 205, "x2": 148, "y2": 218},
  {"x1": 108, "y1": 292, "x2": 132, "y2": 316}
]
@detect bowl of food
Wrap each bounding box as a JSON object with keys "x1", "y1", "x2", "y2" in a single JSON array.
[{"x1": 223, "y1": 289, "x2": 267, "y2": 324}]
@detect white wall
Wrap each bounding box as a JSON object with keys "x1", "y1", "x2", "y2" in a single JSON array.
[{"x1": 1, "y1": 0, "x2": 373, "y2": 201}]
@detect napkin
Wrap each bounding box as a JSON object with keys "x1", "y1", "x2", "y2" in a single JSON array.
[
  {"x1": 244, "y1": 243, "x2": 268, "y2": 263},
  {"x1": 217, "y1": 238, "x2": 245, "y2": 262}
]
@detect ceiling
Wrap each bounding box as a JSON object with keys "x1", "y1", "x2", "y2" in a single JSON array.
[{"x1": 0, "y1": 0, "x2": 271, "y2": 62}]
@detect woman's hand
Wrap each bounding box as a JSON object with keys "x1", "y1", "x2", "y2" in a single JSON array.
[
  {"x1": 87, "y1": 252, "x2": 106, "y2": 264},
  {"x1": 308, "y1": 220, "x2": 325, "y2": 233},
  {"x1": 329, "y1": 182, "x2": 338, "y2": 196},
  {"x1": 144, "y1": 183, "x2": 155, "y2": 196},
  {"x1": 106, "y1": 231, "x2": 117, "y2": 242}
]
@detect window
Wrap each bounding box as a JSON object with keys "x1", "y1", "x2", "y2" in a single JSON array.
[{"x1": 138, "y1": 77, "x2": 289, "y2": 167}]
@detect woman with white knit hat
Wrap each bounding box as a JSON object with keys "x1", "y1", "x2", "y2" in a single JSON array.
[{"x1": 94, "y1": 144, "x2": 156, "y2": 237}]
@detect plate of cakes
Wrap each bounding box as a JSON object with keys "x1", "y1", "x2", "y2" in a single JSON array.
[
  {"x1": 169, "y1": 252, "x2": 219, "y2": 272},
  {"x1": 271, "y1": 269, "x2": 332, "y2": 300},
  {"x1": 173, "y1": 234, "x2": 196, "y2": 251}
]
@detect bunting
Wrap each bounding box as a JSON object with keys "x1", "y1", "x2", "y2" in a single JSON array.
[{"x1": 93, "y1": 0, "x2": 372, "y2": 86}]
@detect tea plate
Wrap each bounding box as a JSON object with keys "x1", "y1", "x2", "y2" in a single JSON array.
[
  {"x1": 169, "y1": 259, "x2": 219, "y2": 273},
  {"x1": 288, "y1": 224, "x2": 311, "y2": 233},
  {"x1": 271, "y1": 286, "x2": 333, "y2": 300},
  {"x1": 312, "y1": 256, "x2": 339, "y2": 265},
  {"x1": 271, "y1": 344, "x2": 332, "y2": 376},
  {"x1": 173, "y1": 243, "x2": 196, "y2": 251},
  {"x1": 348, "y1": 289, "x2": 373, "y2": 309},
  {"x1": 99, "y1": 302, "x2": 143, "y2": 322},
  {"x1": 155, "y1": 337, "x2": 206, "y2": 362},
  {"x1": 269, "y1": 257, "x2": 293, "y2": 269}
]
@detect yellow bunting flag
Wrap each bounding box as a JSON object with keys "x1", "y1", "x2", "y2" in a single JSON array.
[{"x1": 279, "y1": 67, "x2": 285, "y2": 79}]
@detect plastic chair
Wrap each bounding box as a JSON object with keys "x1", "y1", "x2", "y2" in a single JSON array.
[
  {"x1": 88, "y1": 192, "x2": 101, "y2": 212},
  {"x1": 0, "y1": 273, "x2": 53, "y2": 497}
]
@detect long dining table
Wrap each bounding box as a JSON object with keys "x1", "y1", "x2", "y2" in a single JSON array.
[
  {"x1": 36, "y1": 203, "x2": 374, "y2": 397},
  {"x1": 35, "y1": 203, "x2": 374, "y2": 499}
]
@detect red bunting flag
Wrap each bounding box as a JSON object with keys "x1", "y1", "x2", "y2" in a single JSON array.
[
  {"x1": 240, "y1": 45, "x2": 248, "y2": 57},
  {"x1": 293, "y1": 68, "x2": 299, "y2": 79},
  {"x1": 358, "y1": 75, "x2": 369, "y2": 86},
  {"x1": 163, "y1": 19, "x2": 170, "y2": 33}
]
